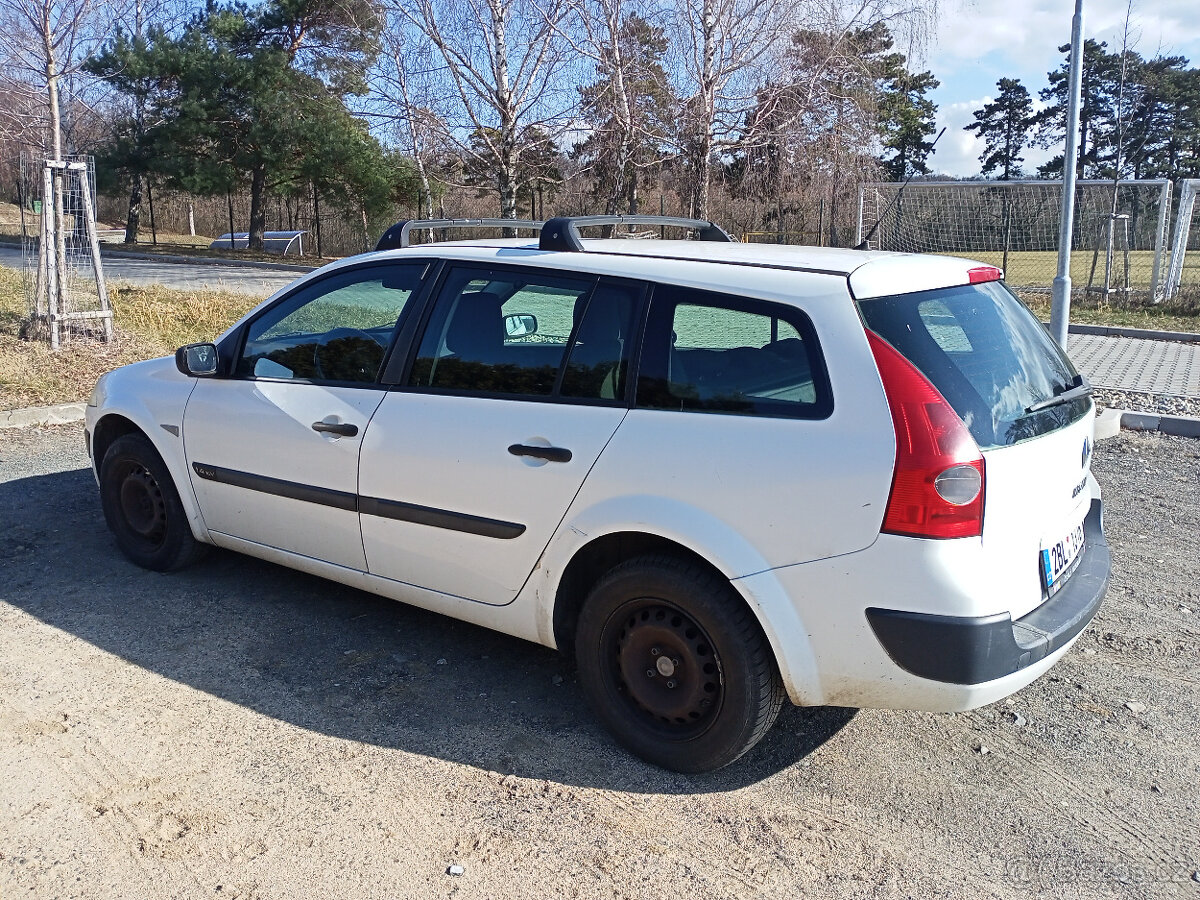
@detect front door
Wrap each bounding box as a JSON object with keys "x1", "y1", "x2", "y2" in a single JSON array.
[
  {"x1": 359, "y1": 266, "x2": 644, "y2": 604},
  {"x1": 184, "y1": 262, "x2": 426, "y2": 570}
]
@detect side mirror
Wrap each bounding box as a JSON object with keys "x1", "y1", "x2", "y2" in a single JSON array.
[
  {"x1": 175, "y1": 343, "x2": 219, "y2": 376},
  {"x1": 504, "y1": 313, "x2": 537, "y2": 338}
]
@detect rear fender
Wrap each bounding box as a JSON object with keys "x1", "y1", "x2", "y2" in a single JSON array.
[{"x1": 525, "y1": 495, "x2": 823, "y2": 706}]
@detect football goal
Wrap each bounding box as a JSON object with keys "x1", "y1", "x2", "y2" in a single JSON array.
[{"x1": 856, "y1": 179, "x2": 1173, "y2": 298}]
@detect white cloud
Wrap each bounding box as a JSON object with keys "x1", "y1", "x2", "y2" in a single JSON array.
[
  {"x1": 934, "y1": 0, "x2": 1200, "y2": 75},
  {"x1": 929, "y1": 97, "x2": 1054, "y2": 179}
]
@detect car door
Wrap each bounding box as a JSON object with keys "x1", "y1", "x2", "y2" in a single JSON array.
[
  {"x1": 358, "y1": 265, "x2": 644, "y2": 605},
  {"x1": 184, "y1": 262, "x2": 427, "y2": 570}
]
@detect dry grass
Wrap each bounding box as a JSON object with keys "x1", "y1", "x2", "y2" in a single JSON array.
[
  {"x1": 1020, "y1": 290, "x2": 1200, "y2": 335},
  {"x1": 0, "y1": 265, "x2": 261, "y2": 410}
]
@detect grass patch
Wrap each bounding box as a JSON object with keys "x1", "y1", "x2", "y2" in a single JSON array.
[
  {"x1": 0, "y1": 265, "x2": 261, "y2": 410},
  {"x1": 1019, "y1": 291, "x2": 1200, "y2": 334}
]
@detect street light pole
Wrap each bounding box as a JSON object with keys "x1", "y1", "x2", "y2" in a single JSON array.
[{"x1": 1050, "y1": 0, "x2": 1085, "y2": 348}]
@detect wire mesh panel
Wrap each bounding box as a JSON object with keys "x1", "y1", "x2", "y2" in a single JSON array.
[
  {"x1": 857, "y1": 180, "x2": 1172, "y2": 297},
  {"x1": 19, "y1": 152, "x2": 112, "y2": 347}
]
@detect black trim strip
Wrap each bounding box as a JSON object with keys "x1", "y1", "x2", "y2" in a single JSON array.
[
  {"x1": 192, "y1": 462, "x2": 358, "y2": 511},
  {"x1": 191, "y1": 461, "x2": 526, "y2": 539},
  {"x1": 358, "y1": 496, "x2": 526, "y2": 539}
]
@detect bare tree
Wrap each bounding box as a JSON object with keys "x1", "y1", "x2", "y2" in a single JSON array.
[
  {"x1": 558, "y1": 0, "x2": 673, "y2": 218},
  {"x1": 383, "y1": 0, "x2": 577, "y2": 219},
  {"x1": 374, "y1": 30, "x2": 447, "y2": 222},
  {"x1": 669, "y1": 0, "x2": 796, "y2": 219},
  {"x1": 0, "y1": 0, "x2": 115, "y2": 160}
]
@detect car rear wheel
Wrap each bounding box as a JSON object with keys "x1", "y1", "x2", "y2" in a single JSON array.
[
  {"x1": 575, "y1": 554, "x2": 785, "y2": 772},
  {"x1": 100, "y1": 433, "x2": 205, "y2": 572}
]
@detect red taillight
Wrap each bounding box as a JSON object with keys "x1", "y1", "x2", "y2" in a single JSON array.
[
  {"x1": 867, "y1": 331, "x2": 985, "y2": 539},
  {"x1": 967, "y1": 266, "x2": 1003, "y2": 284}
]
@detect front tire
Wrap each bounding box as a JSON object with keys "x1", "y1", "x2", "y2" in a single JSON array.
[
  {"x1": 99, "y1": 433, "x2": 205, "y2": 572},
  {"x1": 575, "y1": 555, "x2": 785, "y2": 772}
]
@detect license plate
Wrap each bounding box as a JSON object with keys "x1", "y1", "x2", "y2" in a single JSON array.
[{"x1": 1040, "y1": 517, "x2": 1086, "y2": 597}]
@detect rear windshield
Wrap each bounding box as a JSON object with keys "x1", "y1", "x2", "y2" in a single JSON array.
[{"x1": 857, "y1": 281, "x2": 1089, "y2": 449}]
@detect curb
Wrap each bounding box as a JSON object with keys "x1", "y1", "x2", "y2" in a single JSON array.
[
  {"x1": 1066, "y1": 323, "x2": 1200, "y2": 344},
  {"x1": 95, "y1": 248, "x2": 318, "y2": 273},
  {"x1": 1035, "y1": 320, "x2": 1200, "y2": 344},
  {"x1": 0, "y1": 238, "x2": 321, "y2": 273},
  {"x1": 0, "y1": 402, "x2": 87, "y2": 429},
  {"x1": 1092, "y1": 407, "x2": 1200, "y2": 441}
]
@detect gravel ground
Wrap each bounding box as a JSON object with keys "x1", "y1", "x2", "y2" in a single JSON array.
[
  {"x1": 1, "y1": 424, "x2": 1198, "y2": 899},
  {"x1": 1092, "y1": 387, "x2": 1200, "y2": 420}
]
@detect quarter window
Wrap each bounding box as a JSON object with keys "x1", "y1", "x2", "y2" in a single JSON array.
[
  {"x1": 637, "y1": 285, "x2": 831, "y2": 418},
  {"x1": 238, "y1": 264, "x2": 423, "y2": 384}
]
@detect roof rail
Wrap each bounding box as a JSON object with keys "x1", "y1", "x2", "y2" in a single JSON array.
[
  {"x1": 539, "y1": 216, "x2": 734, "y2": 251},
  {"x1": 375, "y1": 218, "x2": 543, "y2": 252}
]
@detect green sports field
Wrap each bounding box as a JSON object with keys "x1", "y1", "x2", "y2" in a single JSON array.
[{"x1": 935, "y1": 248, "x2": 1199, "y2": 295}]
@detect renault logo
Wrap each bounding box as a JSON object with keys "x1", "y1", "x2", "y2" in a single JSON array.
[{"x1": 1082, "y1": 436, "x2": 1091, "y2": 468}]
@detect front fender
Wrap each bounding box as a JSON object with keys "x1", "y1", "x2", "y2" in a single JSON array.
[{"x1": 87, "y1": 357, "x2": 208, "y2": 543}]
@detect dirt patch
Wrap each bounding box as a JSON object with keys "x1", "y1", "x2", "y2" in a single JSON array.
[{"x1": 1, "y1": 424, "x2": 1198, "y2": 898}]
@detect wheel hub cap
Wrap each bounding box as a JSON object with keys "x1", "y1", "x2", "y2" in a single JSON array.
[
  {"x1": 119, "y1": 467, "x2": 165, "y2": 539},
  {"x1": 614, "y1": 604, "x2": 721, "y2": 729}
]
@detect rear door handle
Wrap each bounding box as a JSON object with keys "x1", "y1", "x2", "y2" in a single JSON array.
[
  {"x1": 508, "y1": 443, "x2": 572, "y2": 463},
  {"x1": 312, "y1": 421, "x2": 359, "y2": 437}
]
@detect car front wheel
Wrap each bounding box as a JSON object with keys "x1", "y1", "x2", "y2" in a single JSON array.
[
  {"x1": 99, "y1": 432, "x2": 205, "y2": 572},
  {"x1": 575, "y1": 555, "x2": 785, "y2": 772}
]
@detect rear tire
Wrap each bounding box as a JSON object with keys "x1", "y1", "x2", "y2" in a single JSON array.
[
  {"x1": 99, "y1": 433, "x2": 205, "y2": 572},
  {"x1": 575, "y1": 554, "x2": 785, "y2": 772}
]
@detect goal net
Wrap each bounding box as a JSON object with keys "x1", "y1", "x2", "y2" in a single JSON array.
[{"x1": 857, "y1": 180, "x2": 1172, "y2": 297}]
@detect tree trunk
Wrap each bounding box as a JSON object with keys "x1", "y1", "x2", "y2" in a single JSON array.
[
  {"x1": 248, "y1": 165, "x2": 267, "y2": 251},
  {"x1": 147, "y1": 179, "x2": 157, "y2": 244},
  {"x1": 312, "y1": 182, "x2": 323, "y2": 257},
  {"x1": 124, "y1": 174, "x2": 142, "y2": 244}
]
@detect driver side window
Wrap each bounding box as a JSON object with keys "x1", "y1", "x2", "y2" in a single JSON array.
[{"x1": 238, "y1": 264, "x2": 424, "y2": 384}]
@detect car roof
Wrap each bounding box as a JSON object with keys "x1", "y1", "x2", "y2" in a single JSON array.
[{"x1": 330, "y1": 238, "x2": 993, "y2": 301}]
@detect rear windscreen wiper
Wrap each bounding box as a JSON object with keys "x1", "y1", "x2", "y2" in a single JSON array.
[{"x1": 1025, "y1": 374, "x2": 1092, "y2": 414}]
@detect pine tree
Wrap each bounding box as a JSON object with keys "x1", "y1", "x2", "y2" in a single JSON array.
[{"x1": 965, "y1": 78, "x2": 1035, "y2": 179}]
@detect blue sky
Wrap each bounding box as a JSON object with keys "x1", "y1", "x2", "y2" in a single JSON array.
[{"x1": 924, "y1": 0, "x2": 1200, "y2": 177}]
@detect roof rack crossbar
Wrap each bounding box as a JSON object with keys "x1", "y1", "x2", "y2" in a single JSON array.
[
  {"x1": 539, "y1": 216, "x2": 734, "y2": 252},
  {"x1": 375, "y1": 218, "x2": 544, "y2": 252}
]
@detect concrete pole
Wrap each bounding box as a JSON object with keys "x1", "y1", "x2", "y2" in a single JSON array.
[{"x1": 1050, "y1": 0, "x2": 1085, "y2": 348}]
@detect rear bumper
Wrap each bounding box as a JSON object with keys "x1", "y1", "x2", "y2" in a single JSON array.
[{"x1": 865, "y1": 499, "x2": 1109, "y2": 685}]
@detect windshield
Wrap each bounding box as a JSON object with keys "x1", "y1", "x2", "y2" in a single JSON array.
[{"x1": 857, "y1": 281, "x2": 1090, "y2": 449}]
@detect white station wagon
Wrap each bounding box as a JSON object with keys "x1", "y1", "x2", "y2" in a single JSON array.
[{"x1": 86, "y1": 216, "x2": 1110, "y2": 772}]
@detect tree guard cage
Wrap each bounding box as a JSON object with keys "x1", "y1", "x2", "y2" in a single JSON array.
[{"x1": 20, "y1": 153, "x2": 112, "y2": 349}]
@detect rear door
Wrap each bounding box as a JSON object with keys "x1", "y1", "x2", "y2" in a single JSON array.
[
  {"x1": 358, "y1": 266, "x2": 644, "y2": 604},
  {"x1": 858, "y1": 279, "x2": 1096, "y2": 618}
]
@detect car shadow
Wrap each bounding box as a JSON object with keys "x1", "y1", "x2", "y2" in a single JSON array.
[{"x1": 1, "y1": 467, "x2": 856, "y2": 794}]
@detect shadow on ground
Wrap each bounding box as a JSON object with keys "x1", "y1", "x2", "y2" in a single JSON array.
[{"x1": 0, "y1": 467, "x2": 855, "y2": 793}]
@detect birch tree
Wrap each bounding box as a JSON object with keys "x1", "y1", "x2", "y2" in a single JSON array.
[
  {"x1": 563, "y1": 2, "x2": 673, "y2": 218},
  {"x1": 670, "y1": 0, "x2": 794, "y2": 219},
  {"x1": 384, "y1": 0, "x2": 575, "y2": 219},
  {"x1": 0, "y1": 0, "x2": 111, "y2": 161}
]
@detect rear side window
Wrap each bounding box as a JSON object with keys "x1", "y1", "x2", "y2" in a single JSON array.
[
  {"x1": 637, "y1": 284, "x2": 832, "y2": 418},
  {"x1": 858, "y1": 281, "x2": 1087, "y2": 449}
]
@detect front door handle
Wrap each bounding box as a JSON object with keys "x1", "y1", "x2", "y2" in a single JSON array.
[
  {"x1": 508, "y1": 443, "x2": 572, "y2": 463},
  {"x1": 312, "y1": 420, "x2": 359, "y2": 437}
]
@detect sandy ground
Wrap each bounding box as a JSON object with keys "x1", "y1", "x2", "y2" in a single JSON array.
[{"x1": 1, "y1": 424, "x2": 1198, "y2": 899}]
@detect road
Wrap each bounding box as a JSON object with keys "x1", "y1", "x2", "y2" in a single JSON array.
[
  {"x1": 1, "y1": 423, "x2": 1197, "y2": 899},
  {"x1": 0, "y1": 244, "x2": 303, "y2": 296}
]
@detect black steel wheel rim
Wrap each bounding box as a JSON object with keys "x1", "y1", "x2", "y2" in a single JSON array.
[
  {"x1": 116, "y1": 462, "x2": 167, "y2": 547},
  {"x1": 605, "y1": 600, "x2": 723, "y2": 740}
]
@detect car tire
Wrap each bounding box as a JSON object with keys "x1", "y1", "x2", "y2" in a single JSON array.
[
  {"x1": 575, "y1": 554, "x2": 785, "y2": 772},
  {"x1": 99, "y1": 433, "x2": 205, "y2": 572}
]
